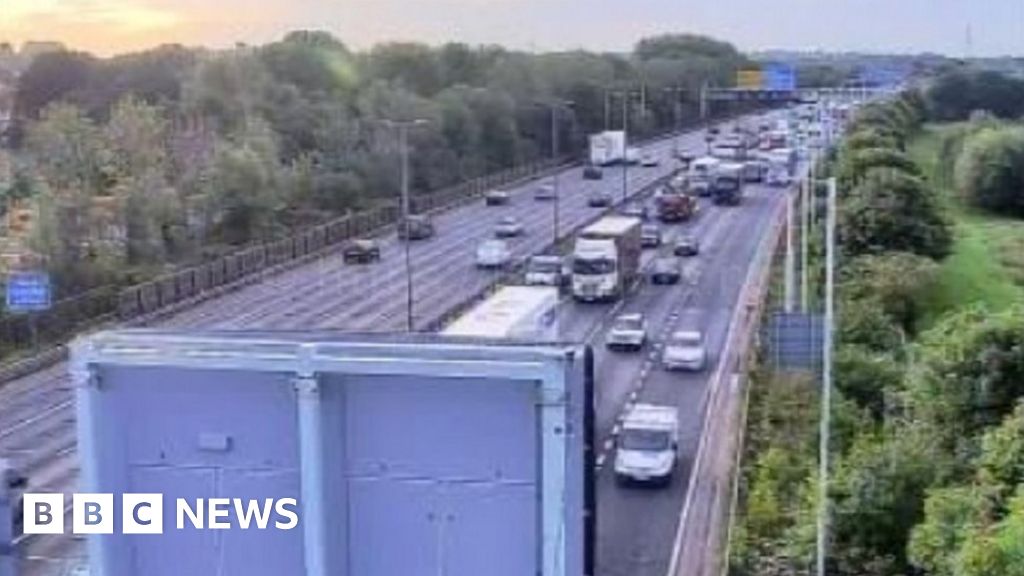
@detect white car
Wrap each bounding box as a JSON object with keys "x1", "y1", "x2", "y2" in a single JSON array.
[
  {"x1": 640, "y1": 153, "x2": 659, "y2": 167},
  {"x1": 476, "y1": 239, "x2": 512, "y2": 268},
  {"x1": 662, "y1": 330, "x2": 707, "y2": 371},
  {"x1": 525, "y1": 255, "x2": 566, "y2": 286},
  {"x1": 494, "y1": 216, "x2": 525, "y2": 238},
  {"x1": 606, "y1": 313, "x2": 648, "y2": 351}
]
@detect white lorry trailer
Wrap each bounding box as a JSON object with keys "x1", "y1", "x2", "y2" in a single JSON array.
[
  {"x1": 71, "y1": 330, "x2": 596, "y2": 576},
  {"x1": 572, "y1": 216, "x2": 642, "y2": 303},
  {"x1": 443, "y1": 285, "x2": 560, "y2": 341},
  {"x1": 589, "y1": 131, "x2": 627, "y2": 166}
]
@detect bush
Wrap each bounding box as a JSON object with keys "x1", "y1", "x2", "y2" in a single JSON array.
[{"x1": 954, "y1": 125, "x2": 1024, "y2": 218}]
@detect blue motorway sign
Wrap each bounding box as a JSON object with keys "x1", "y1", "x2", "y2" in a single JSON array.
[
  {"x1": 5, "y1": 271, "x2": 52, "y2": 312},
  {"x1": 763, "y1": 63, "x2": 797, "y2": 91},
  {"x1": 766, "y1": 312, "x2": 824, "y2": 370}
]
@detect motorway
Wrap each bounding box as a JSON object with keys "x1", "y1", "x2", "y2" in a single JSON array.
[{"x1": 0, "y1": 110, "x2": 786, "y2": 576}]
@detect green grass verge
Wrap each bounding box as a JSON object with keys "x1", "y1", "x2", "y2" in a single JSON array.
[{"x1": 909, "y1": 124, "x2": 1024, "y2": 328}]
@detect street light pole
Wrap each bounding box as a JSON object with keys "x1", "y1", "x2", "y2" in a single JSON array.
[
  {"x1": 552, "y1": 105, "x2": 560, "y2": 243},
  {"x1": 817, "y1": 177, "x2": 838, "y2": 576},
  {"x1": 383, "y1": 118, "x2": 428, "y2": 332},
  {"x1": 604, "y1": 91, "x2": 611, "y2": 131},
  {"x1": 399, "y1": 125, "x2": 414, "y2": 332},
  {"x1": 664, "y1": 86, "x2": 684, "y2": 158},
  {"x1": 801, "y1": 173, "x2": 810, "y2": 313},
  {"x1": 622, "y1": 92, "x2": 629, "y2": 203}
]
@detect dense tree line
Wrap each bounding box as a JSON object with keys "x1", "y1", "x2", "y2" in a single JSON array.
[
  {"x1": 927, "y1": 67, "x2": 1024, "y2": 122},
  {"x1": 0, "y1": 31, "x2": 749, "y2": 296},
  {"x1": 731, "y1": 91, "x2": 1024, "y2": 575}
]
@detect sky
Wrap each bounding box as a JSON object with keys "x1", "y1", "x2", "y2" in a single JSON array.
[{"x1": 2, "y1": 0, "x2": 1023, "y2": 57}]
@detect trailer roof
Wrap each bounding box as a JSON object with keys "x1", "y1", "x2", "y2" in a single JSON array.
[
  {"x1": 581, "y1": 215, "x2": 641, "y2": 238},
  {"x1": 443, "y1": 285, "x2": 559, "y2": 339}
]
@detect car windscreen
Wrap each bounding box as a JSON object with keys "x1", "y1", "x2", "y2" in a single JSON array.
[
  {"x1": 529, "y1": 259, "x2": 561, "y2": 273},
  {"x1": 573, "y1": 257, "x2": 614, "y2": 274},
  {"x1": 613, "y1": 317, "x2": 643, "y2": 331},
  {"x1": 620, "y1": 429, "x2": 671, "y2": 452}
]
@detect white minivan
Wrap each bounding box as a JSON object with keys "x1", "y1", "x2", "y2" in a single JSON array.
[{"x1": 615, "y1": 404, "x2": 680, "y2": 485}]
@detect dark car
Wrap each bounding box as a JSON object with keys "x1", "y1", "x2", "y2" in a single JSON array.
[
  {"x1": 398, "y1": 215, "x2": 435, "y2": 241},
  {"x1": 651, "y1": 256, "x2": 682, "y2": 284},
  {"x1": 641, "y1": 225, "x2": 662, "y2": 248},
  {"x1": 674, "y1": 236, "x2": 700, "y2": 257},
  {"x1": 343, "y1": 239, "x2": 381, "y2": 264},
  {"x1": 588, "y1": 190, "x2": 613, "y2": 207},
  {"x1": 583, "y1": 165, "x2": 604, "y2": 180},
  {"x1": 484, "y1": 189, "x2": 511, "y2": 206}
]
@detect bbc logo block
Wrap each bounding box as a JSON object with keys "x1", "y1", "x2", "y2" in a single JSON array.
[
  {"x1": 24, "y1": 493, "x2": 163, "y2": 535},
  {"x1": 22, "y1": 493, "x2": 298, "y2": 534}
]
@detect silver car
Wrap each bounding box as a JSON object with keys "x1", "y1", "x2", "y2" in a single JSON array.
[
  {"x1": 662, "y1": 330, "x2": 707, "y2": 371},
  {"x1": 494, "y1": 216, "x2": 525, "y2": 238},
  {"x1": 606, "y1": 314, "x2": 648, "y2": 351}
]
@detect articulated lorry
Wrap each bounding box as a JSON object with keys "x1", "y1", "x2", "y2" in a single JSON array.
[
  {"x1": 71, "y1": 330, "x2": 595, "y2": 576},
  {"x1": 711, "y1": 162, "x2": 745, "y2": 206},
  {"x1": 572, "y1": 216, "x2": 642, "y2": 303},
  {"x1": 589, "y1": 131, "x2": 627, "y2": 166}
]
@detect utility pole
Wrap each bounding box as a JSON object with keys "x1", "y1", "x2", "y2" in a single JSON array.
[
  {"x1": 810, "y1": 151, "x2": 817, "y2": 228},
  {"x1": 545, "y1": 100, "x2": 574, "y2": 244},
  {"x1": 383, "y1": 118, "x2": 428, "y2": 332},
  {"x1": 664, "y1": 86, "x2": 685, "y2": 157},
  {"x1": 622, "y1": 92, "x2": 630, "y2": 203},
  {"x1": 817, "y1": 177, "x2": 838, "y2": 576},
  {"x1": 785, "y1": 191, "x2": 796, "y2": 312},
  {"x1": 604, "y1": 91, "x2": 611, "y2": 131},
  {"x1": 801, "y1": 172, "x2": 810, "y2": 312}
]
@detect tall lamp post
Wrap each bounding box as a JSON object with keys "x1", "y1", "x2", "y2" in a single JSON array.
[
  {"x1": 382, "y1": 118, "x2": 429, "y2": 332},
  {"x1": 609, "y1": 89, "x2": 641, "y2": 203},
  {"x1": 664, "y1": 86, "x2": 685, "y2": 158},
  {"x1": 540, "y1": 99, "x2": 574, "y2": 244}
]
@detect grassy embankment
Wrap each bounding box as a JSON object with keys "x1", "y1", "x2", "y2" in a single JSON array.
[{"x1": 909, "y1": 123, "x2": 1024, "y2": 327}]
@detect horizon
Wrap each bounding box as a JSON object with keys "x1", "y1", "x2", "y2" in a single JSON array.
[{"x1": 1, "y1": 0, "x2": 1023, "y2": 59}]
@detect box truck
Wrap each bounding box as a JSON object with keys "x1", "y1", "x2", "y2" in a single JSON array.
[
  {"x1": 71, "y1": 330, "x2": 595, "y2": 576},
  {"x1": 589, "y1": 131, "x2": 626, "y2": 166},
  {"x1": 443, "y1": 285, "x2": 560, "y2": 341},
  {"x1": 572, "y1": 216, "x2": 642, "y2": 302}
]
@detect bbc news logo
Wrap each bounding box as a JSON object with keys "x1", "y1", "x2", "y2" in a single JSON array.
[{"x1": 23, "y1": 494, "x2": 299, "y2": 535}]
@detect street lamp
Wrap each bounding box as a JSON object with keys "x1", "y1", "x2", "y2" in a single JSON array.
[
  {"x1": 538, "y1": 99, "x2": 575, "y2": 245},
  {"x1": 608, "y1": 89, "x2": 642, "y2": 203},
  {"x1": 663, "y1": 86, "x2": 685, "y2": 158},
  {"x1": 382, "y1": 117, "x2": 429, "y2": 332}
]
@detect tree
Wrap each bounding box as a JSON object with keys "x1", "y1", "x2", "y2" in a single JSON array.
[
  {"x1": 26, "y1": 103, "x2": 109, "y2": 196},
  {"x1": 840, "y1": 252, "x2": 939, "y2": 333},
  {"x1": 13, "y1": 50, "x2": 97, "y2": 120},
  {"x1": 260, "y1": 31, "x2": 356, "y2": 96},
  {"x1": 839, "y1": 168, "x2": 951, "y2": 260},
  {"x1": 835, "y1": 346, "x2": 904, "y2": 421},
  {"x1": 908, "y1": 486, "x2": 988, "y2": 576},
  {"x1": 838, "y1": 146, "x2": 921, "y2": 189},
  {"x1": 202, "y1": 120, "x2": 284, "y2": 244},
  {"x1": 830, "y1": 427, "x2": 951, "y2": 572},
  {"x1": 954, "y1": 125, "x2": 1024, "y2": 218},
  {"x1": 908, "y1": 307, "x2": 1024, "y2": 442},
  {"x1": 367, "y1": 42, "x2": 444, "y2": 96},
  {"x1": 103, "y1": 97, "x2": 177, "y2": 263}
]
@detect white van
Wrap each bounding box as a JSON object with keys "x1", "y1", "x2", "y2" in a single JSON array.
[{"x1": 615, "y1": 404, "x2": 679, "y2": 485}]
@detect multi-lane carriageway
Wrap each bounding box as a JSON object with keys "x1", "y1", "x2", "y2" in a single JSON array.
[{"x1": 0, "y1": 110, "x2": 791, "y2": 576}]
